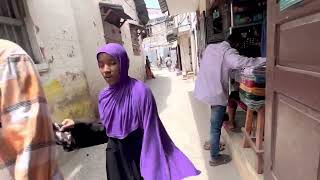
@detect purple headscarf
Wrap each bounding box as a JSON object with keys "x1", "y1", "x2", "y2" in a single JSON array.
[{"x1": 97, "y1": 43, "x2": 200, "y2": 180}]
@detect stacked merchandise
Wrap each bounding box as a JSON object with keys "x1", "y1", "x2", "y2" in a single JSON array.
[
  {"x1": 231, "y1": 0, "x2": 267, "y2": 57},
  {"x1": 239, "y1": 62, "x2": 266, "y2": 111},
  {"x1": 232, "y1": 0, "x2": 266, "y2": 26}
]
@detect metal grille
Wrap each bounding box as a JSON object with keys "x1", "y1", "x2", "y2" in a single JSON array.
[{"x1": 0, "y1": 0, "x2": 36, "y2": 62}]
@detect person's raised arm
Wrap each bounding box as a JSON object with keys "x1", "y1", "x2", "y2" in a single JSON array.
[{"x1": 224, "y1": 48, "x2": 266, "y2": 69}]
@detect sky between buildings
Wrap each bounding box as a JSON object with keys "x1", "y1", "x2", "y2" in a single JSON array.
[{"x1": 145, "y1": 0, "x2": 160, "y2": 9}]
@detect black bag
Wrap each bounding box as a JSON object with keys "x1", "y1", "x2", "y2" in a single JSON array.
[{"x1": 54, "y1": 122, "x2": 108, "y2": 151}]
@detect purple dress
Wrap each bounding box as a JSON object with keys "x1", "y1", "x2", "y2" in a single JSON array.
[{"x1": 97, "y1": 43, "x2": 200, "y2": 180}]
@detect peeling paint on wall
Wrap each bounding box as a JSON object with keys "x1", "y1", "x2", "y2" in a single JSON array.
[
  {"x1": 44, "y1": 79, "x2": 64, "y2": 103},
  {"x1": 44, "y1": 71, "x2": 95, "y2": 123}
]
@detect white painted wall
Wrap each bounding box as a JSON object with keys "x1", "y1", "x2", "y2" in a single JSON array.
[
  {"x1": 107, "y1": 0, "x2": 146, "y2": 81},
  {"x1": 24, "y1": 0, "x2": 96, "y2": 122},
  {"x1": 121, "y1": 21, "x2": 145, "y2": 81},
  {"x1": 25, "y1": 0, "x2": 84, "y2": 82},
  {"x1": 101, "y1": 0, "x2": 146, "y2": 81},
  {"x1": 174, "y1": 12, "x2": 199, "y2": 74},
  {"x1": 144, "y1": 22, "x2": 167, "y2": 48},
  {"x1": 178, "y1": 33, "x2": 192, "y2": 72},
  {"x1": 70, "y1": 0, "x2": 146, "y2": 114},
  {"x1": 143, "y1": 20, "x2": 169, "y2": 65},
  {"x1": 69, "y1": 0, "x2": 106, "y2": 116},
  {"x1": 103, "y1": 21, "x2": 123, "y2": 44},
  {"x1": 198, "y1": 0, "x2": 208, "y2": 13},
  {"x1": 190, "y1": 12, "x2": 199, "y2": 74},
  {"x1": 147, "y1": 8, "x2": 164, "y2": 19},
  {"x1": 166, "y1": 0, "x2": 198, "y2": 15},
  {"x1": 23, "y1": 0, "x2": 146, "y2": 119},
  {"x1": 190, "y1": 31, "x2": 197, "y2": 74}
]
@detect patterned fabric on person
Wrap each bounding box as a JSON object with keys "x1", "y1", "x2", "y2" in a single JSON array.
[
  {"x1": 239, "y1": 63, "x2": 266, "y2": 111},
  {"x1": 0, "y1": 40, "x2": 63, "y2": 180}
]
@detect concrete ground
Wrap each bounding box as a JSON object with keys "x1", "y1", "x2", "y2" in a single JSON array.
[{"x1": 58, "y1": 69, "x2": 241, "y2": 180}]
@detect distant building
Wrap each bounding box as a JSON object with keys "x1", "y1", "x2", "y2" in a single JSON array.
[{"x1": 143, "y1": 8, "x2": 169, "y2": 65}]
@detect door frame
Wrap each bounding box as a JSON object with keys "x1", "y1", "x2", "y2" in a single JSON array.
[{"x1": 265, "y1": 1, "x2": 320, "y2": 180}]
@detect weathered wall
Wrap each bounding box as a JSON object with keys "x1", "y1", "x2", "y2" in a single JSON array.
[
  {"x1": 23, "y1": 0, "x2": 145, "y2": 121},
  {"x1": 190, "y1": 13, "x2": 199, "y2": 74},
  {"x1": 178, "y1": 33, "x2": 192, "y2": 72},
  {"x1": 146, "y1": 22, "x2": 167, "y2": 47},
  {"x1": 143, "y1": 21, "x2": 168, "y2": 64},
  {"x1": 190, "y1": 31, "x2": 197, "y2": 74},
  {"x1": 102, "y1": 0, "x2": 145, "y2": 81},
  {"x1": 25, "y1": 0, "x2": 95, "y2": 122},
  {"x1": 70, "y1": 0, "x2": 146, "y2": 112},
  {"x1": 43, "y1": 72, "x2": 94, "y2": 122},
  {"x1": 121, "y1": 20, "x2": 145, "y2": 81},
  {"x1": 198, "y1": 0, "x2": 209, "y2": 13},
  {"x1": 147, "y1": 8, "x2": 164, "y2": 19},
  {"x1": 110, "y1": 0, "x2": 146, "y2": 81},
  {"x1": 68, "y1": 0, "x2": 106, "y2": 117},
  {"x1": 103, "y1": 21, "x2": 123, "y2": 44}
]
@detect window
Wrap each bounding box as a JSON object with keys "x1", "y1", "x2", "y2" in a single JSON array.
[
  {"x1": 0, "y1": 0, "x2": 38, "y2": 63},
  {"x1": 102, "y1": 21, "x2": 123, "y2": 44},
  {"x1": 99, "y1": 3, "x2": 132, "y2": 28},
  {"x1": 129, "y1": 24, "x2": 143, "y2": 56},
  {"x1": 166, "y1": 17, "x2": 175, "y2": 30}
]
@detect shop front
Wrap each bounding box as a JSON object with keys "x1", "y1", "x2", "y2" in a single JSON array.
[
  {"x1": 203, "y1": 1, "x2": 268, "y2": 179},
  {"x1": 158, "y1": 0, "x2": 320, "y2": 179},
  {"x1": 202, "y1": 1, "x2": 320, "y2": 180}
]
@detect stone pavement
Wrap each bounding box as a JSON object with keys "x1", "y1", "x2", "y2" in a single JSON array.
[{"x1": 58, "y1": 69, "x2": 241, "y2": 180}]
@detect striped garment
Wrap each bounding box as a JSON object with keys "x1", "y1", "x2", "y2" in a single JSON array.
[{"x1": 0, "y1": 40, "x2": 63, "y2": 180}]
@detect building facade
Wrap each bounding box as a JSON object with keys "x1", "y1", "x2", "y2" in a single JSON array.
[
  {"x1": 169, "y1": 12, "x2": 199, "y2": 75},
  {"x1": 143, "y1": 9, "x2": 170, "y2": 66},
  {"x1": 0, "y1": 0, "x2": 148, "y2": 122}
]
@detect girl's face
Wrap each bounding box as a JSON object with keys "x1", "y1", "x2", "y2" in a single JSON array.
[{"x1": 98, "y1": 53, "x2": 121, "y2": 86}]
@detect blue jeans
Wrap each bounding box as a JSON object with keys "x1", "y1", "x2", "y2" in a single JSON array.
[{"x1": 210, "y1": 105, "x2": 227, "y2": 159}]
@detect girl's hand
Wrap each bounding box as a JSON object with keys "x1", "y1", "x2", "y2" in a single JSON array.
[{"x1": 60, "y1": 119, "x2": 75, "y2": 131}]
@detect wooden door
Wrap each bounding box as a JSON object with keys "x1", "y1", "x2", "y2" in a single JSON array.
[{"x1": 265, "y1": 1, "x2": 320, "y2": 180}]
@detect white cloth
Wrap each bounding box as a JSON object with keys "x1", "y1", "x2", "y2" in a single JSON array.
[{"x1": 194, "y1": 41, "x2": 266, "y2": 106}]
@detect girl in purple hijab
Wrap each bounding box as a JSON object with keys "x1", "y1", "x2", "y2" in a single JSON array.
[
  {"x1": 59, "y1": 43, "x2": 199, "y2": 179},
  {"x1": 96, "y1": 43, "x2": 200, "y2": 180}
]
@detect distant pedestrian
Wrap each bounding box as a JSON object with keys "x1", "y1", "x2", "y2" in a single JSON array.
[
  {"x1": 165, "y1": 55, "x2": 172, "y2": 71},
  {"x1": 157, "y1": 57, "x2": 161, "y2": 69},
  {"x1": 0, "y1": 40, "x2": 63, "y2": 180},
  {"x1": 160, "y1": 56, "x2": 163, "y2": 66},
  {"x1": 145, "y1": 56, "x2": 155, "y2": 79},
  {"x1": 60, "y1": 43, "x2": 200, "y2": 180}
]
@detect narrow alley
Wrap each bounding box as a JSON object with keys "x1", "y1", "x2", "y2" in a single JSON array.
[
  {"x1": 58, "y1": 69, "x2": 241, "y2": 180},
  {"x1": 1, "y1": 0, "x2": 319, "y2": 179}
]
